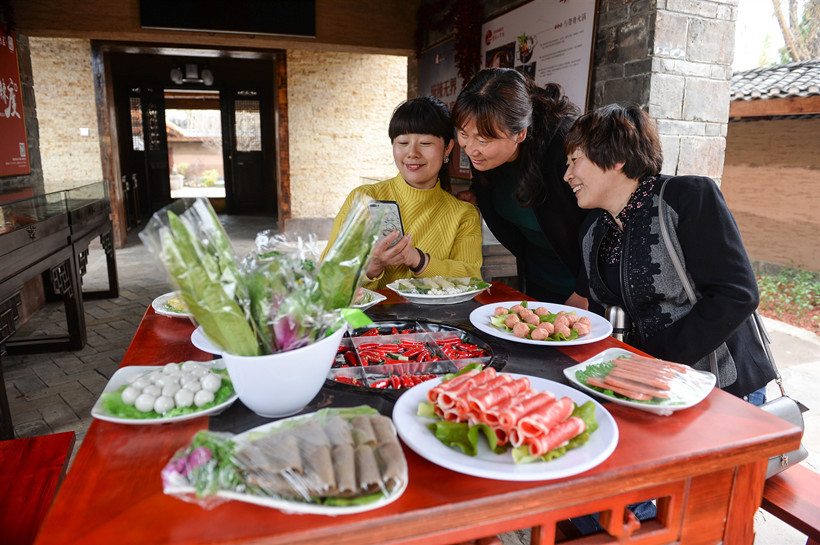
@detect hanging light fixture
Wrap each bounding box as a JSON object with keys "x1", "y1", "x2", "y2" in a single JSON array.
[{"x1": 169, "y1": 62, "x2": 214, "y2": 86}]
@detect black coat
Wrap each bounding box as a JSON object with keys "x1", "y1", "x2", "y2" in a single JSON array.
[{"x1": 471, "y1": 121, "x2": 588, "y2": 286}]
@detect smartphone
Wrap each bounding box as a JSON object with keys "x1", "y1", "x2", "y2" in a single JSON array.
[{"x1": 368, "y1": 200, "x2": 404, "y2": 247}]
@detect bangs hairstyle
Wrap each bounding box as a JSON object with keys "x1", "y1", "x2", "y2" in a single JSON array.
[
  {"x1": 451, "y1": 68, "x2": 532, "y2": 139},
  {"x1": 388, "y1": 96, "x2": 454, "y2": 190},
  {"x1": 564, "y1": 103, "x2": 663, "y2": 180},
  {"x1": 388, "y1": 96, "x2": 453, "y2": 144}
]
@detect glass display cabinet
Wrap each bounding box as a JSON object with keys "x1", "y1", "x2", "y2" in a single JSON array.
[
  {"x1": 0, "y1": 191, "x2": 84, "y2": 439},
  {"x1": 66, "y1": 181, "x2": 119, "y2": 299}
]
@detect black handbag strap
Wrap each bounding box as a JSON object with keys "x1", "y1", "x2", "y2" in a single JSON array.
[
  {"x1": 658, "y1": 178, "x2": 793, "y2": 399},
  {"x1": 658, "y1": 178, "x2": 721, "y2": 386}
]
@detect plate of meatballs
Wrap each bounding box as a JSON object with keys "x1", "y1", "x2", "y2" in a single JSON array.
[{"x1": 469, "y1": 301, "x2": 613, "y2": 346}]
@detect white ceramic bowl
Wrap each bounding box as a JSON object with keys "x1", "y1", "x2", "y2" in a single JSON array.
[{"x1": 221, "y1": 326, "x2": 346, "y2": 418}]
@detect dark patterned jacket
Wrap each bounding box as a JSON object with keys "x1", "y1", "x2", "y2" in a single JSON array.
[{"x1": 577, "y1": 175, "x2": 776, "y2": 398}]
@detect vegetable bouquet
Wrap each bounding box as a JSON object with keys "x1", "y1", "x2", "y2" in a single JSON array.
[{"x1": 140, "y1": 195, "x2": 381, "y2": 356}]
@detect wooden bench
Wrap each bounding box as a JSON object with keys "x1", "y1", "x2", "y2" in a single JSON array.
[
  {"x1": 0, "y1": 431, "x2": 76, "y2": 545},
  {"x1": 761, "y1": 463, "x2": 820, "y2": 545}
]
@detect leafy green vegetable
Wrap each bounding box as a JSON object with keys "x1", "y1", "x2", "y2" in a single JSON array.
[
  {"x1": 316, "y1": 194, "x2": 380, "y2": 309},
  {"x1": 426, "y1": 421, "x2": 502, "y2": 456},
  {"x1": 162, "y1": 431, "x2": 244, "y2": 497},
  {"x1": 575, "y1": 361, "x2": 673, "y2": 405},
  {"x1": 154, "y1": 205, "x2": 261, "y2": 356},
  {"x1": 141, "y1": 197, "x2": 380, "y2": 356}
]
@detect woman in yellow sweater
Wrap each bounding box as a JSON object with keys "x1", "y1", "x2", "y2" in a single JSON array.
[{"x1": 322, "y1": 97, "x2": 483, "y2": 290}]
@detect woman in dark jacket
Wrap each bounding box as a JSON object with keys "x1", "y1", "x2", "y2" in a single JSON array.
[
  {"x1": 452, "y1": 68, "x2": 589, "y2": 307},
  {"x1": 563, "y1": 103, "x2": 776, "y2": 401}
]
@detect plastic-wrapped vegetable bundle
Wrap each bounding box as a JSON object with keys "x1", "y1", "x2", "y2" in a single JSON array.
[
  {"x1": 140, "y1": 194, "x2": 381, "y2": 356},
  {"x1": 140, "y1": 198, "x2": 262, "y2": 356},
  {"x1": 161, "y1": 406, "x2": 408, "y2": 511}
]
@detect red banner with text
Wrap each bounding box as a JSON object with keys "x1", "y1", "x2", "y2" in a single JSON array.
[{"x1": 0, "y1": 28, "x2": 31, "y2": 177}]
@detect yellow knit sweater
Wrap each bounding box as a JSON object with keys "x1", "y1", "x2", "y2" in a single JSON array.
[{"x1": 322, "y1": 175, "x2": 483, "y2": 290}]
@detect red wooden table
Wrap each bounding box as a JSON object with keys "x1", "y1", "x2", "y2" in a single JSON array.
[{"x1": 33, "y1": 283, "x2": 801, "y2": 545}]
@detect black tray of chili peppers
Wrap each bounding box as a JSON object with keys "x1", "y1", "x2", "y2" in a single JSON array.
[{"x1": 326, "y1": 320, "x2": 506, "y2": 396}]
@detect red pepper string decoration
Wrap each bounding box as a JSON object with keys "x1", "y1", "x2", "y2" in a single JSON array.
[{"x1": 415, "y1": 0, "x2": 484, "y2": 87}]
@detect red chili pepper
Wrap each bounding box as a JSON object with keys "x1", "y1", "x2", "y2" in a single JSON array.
[
  {"x1": 358, "y1": 343, "x2": 380, "y2": 350},
  {"x1": 391, "y1": 327, "x2": 400, "y2": 335},
  {"x1": 410, "y1": 375, "x2": 424, "y2": 385},
  {"x1": 417, "y1": 351, "x2": 429, "y2": 362},
  {"x1": 400, "y1": 339, "x2": 425, "y2": 347},
  {"x1": 401, "y1": 374, "x2": 415, "y2": 388},
  {"x1": 390, "y1": 375, "x2": 402, "y2": 389},
  {"x1": 401, "y1": 329, "x2": 413, "y2": 334},
  {"x1": 457, "y1": 343, "x2": 480, "y2": 351},
  {"x1": 343, "y1": 351, "x2": 358, "y2": 366},
  {"x1": 382, "y1": 358, "x2": 410, "y2": 365},
  {"x1": 403, "y1": 347, "x2": 424, "y2": 358},
  {"x1": 375, "y1": 344, "x2": 401, "y2": 352},
  {"x1": 436, "y1": 337, "x2": 460, "y2": 345},
  {"x1": 335, "y1": 376, "x2": 362, "y2": 386},
  {"x1": 370, "y1": 379, "x2": 389, "y2": 389},
  {"x1": 361, "y1": 328, "x2": 379, "y2": 336}
]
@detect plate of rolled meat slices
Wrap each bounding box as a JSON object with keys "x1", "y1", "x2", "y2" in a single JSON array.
[
  {"x1": 469, "y1": 301, "x2": 613, "y2": 346},
  {"x1": 393, "y1": 367, "x2": 618, "y2": 481},
  {"x1": 564, "y1": 348, "x2": 717, "y2": 416}
]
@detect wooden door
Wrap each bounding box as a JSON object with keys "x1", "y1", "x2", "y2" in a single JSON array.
[{"x1": 222, "y1": 88, "x2": 276, "y2": 214}]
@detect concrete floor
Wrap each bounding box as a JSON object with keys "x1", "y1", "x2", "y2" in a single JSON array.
[{"x1": 2, "y1": 212, "x2": 817, "y2": 544}]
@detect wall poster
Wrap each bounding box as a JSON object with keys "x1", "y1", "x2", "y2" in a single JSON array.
[
  {"x1": 418, "y1": 39, "x2": 472, "y2": 179},
  {"x1": 0, "y1": 28, "x2": 30, "y2": 177},
  {"x1": 481, "y1": 0, "x2": 597, "y2": 111}
]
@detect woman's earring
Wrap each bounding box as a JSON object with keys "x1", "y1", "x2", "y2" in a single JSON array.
[{"x1": 444, "y1": 157, "x2": 450, "y2": 163}]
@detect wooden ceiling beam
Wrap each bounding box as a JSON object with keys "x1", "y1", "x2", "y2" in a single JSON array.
[{"x1": 730, "y1": 95, "x2": 820, "y2": 119}]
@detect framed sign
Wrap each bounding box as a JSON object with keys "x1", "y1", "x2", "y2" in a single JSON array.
[
  {"x1": 418, "y1": 39, "x2": 472, "y2": 179},
  {"x1": 419, "y1": 40, "x2": 471, "y2": 178},
  {"x1": 481, "y1": 0, "x2": 597, "y2": 111},
  {"x1": 0, "y1": 28, "x2": 30, "y2": 177}
]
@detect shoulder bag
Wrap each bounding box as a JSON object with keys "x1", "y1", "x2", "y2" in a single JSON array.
[{"x1": 658, "y1": 178, "x2": 808, "y2": 478}]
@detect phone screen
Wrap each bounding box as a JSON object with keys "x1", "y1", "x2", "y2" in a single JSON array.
[{"x1": 368, "y1": 200, "x2": 404, "y2": 247}]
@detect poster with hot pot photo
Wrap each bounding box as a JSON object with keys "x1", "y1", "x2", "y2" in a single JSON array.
[{"x1": 480, "y1": 0, "x2": 597, "y2": 111}]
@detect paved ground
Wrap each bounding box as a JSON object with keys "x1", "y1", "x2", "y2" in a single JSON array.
[{"x1": 2, "y1": 214, "x2": 817, "y2": 544}]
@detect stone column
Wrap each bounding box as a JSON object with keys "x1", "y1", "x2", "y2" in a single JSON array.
[{"x1": 591, "y1": 0, "x2": 737, "y2": 182}]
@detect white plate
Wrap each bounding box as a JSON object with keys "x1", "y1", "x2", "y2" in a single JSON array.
[
  {"x1": 91, "y1": 359, "x2": 237, "y2": 424},
  {"x1": 167, "y1": 411, "x2": 408, "y2": 515},
  {"x1": 191, "y1": 326, "x2": 223, "y2": 355},
  {"x1": 393, "y1": 374, "x2": 618, "y2": 481},
  {"x1": 469, "y1": 301, "x2": 613, "y2": 346},
  {"x1": 386, "y1": 282, "x2": 488, "y2": 306},
  {"x1": 351, "y1": 288, "x2": 387, "y2": 311},
  {"x1": 563, "y1": 348, "x2": 716, "y2": 416},
  {"x1": 152, "y1": 291, "x2": 193, "y2": 318}
]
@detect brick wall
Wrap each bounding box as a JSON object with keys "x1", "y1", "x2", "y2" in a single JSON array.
[
  {"x1": 722, "y1": 118, "x2": 820, "y2": 271},
  {"x1": 286, "y1": 50, "x2": 408, "y2": 219},
  {"x1": 29, "y1": 38, "x2": 103, "y2": 192},
  {"x1": 24, "y1": 41, "x2": 408, "y2": 224}
]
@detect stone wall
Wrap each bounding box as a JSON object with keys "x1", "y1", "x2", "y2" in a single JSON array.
[
  {"x1": 286, "y1": 50, "x2": 408, "y2": 219},
  {"x1": 28, "y1": 37, "x2": 103, "y2": 192},
  {"x1": 591, "y1": 0, "x2": 737, "y2": 181},
  {"x1": 651, "y1": 0, "x2": 735, "y2": 180}
]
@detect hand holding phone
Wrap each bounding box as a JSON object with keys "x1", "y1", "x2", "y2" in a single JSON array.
[{"x1": 368, "y1": 200, "x2": 404, "y2": 248}]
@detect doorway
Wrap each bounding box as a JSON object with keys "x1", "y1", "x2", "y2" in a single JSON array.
[
  {"x1": 109, "y1": 50, "x2": 278, "y2": 227},
  {"x1": 166, "y1": 89, "x2": 226, "y2": 201}
]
